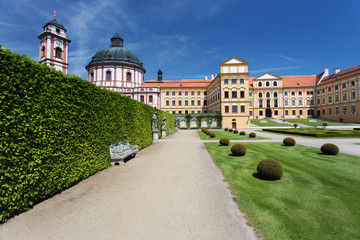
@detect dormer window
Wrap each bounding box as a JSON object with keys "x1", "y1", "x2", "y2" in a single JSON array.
[
  {"x1": 56, "y1": 28, "x2": 60, "y2": 34},
  {"x1": 55, "y1": 47, "x2": 62, "y2": 58}
]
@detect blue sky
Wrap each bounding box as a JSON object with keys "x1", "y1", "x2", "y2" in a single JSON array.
[{"x1": 0, "y1": 0, "x2": 359, "y2": 80}]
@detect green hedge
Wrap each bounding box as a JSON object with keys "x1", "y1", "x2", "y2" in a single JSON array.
[{"x1": 0, "y1": 47, "x2": 174, "y2": 223}]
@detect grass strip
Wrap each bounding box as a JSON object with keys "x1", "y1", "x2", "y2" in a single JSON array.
[
  {"x1": 263, "y1": 128, "x2": 360, "y2": 138},
  {"x1": 198, "y1": 130, "x2": 265, "y2": 140},
  {"x1": 251, "y1": 119, "x2": 290, "y2": 127}
]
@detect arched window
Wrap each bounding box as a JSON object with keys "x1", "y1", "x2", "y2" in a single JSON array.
[
  {"x1": 258, "y1": 93, "x2": 263, "y2": 98},
  {"x1": 267, "y1": 99, "x2": 271, "y2": 107},
  {"x1": 41, "y1": 46, "x2": 45, "y2": 57},
  {"x1": 259, "y1": 99, "x2": 263, "y2": 108},
  {"x1": 126, "y1": 72, "x2": 131, "y2": 82},
  {"x1": 273, "y1": 81, "x2": 278, "y2": 87},
  {"x1": 55, "y1": 47, "x2": 62, "y2": 58},
  {"x1": 258, "y1": 82, "x2": 262, "y2": 87},
  {"x1": 90, "y1": 72, "x2": 94, "y2": 82},
  {"x1": 274, "y1": 99, "x2": 278, "y2": 107},
  {"x1": 266, "y1": 92, "x2": 270, "y2": 98},
  {"x1": 185, "y1": 110, "x2": 188, "y2": 114},
  {"x1": 274, "y1": 92, "x2": 278, "y2": 98},
  {"x1": 140, "y1": 95, "x2": 144, "y2": 102},
  {"x1": 106, "y1": 71, "x2": 111, "y2": 81},
  {"x1": 266, "y1": 81, "x2": 270, "y2": 87}
]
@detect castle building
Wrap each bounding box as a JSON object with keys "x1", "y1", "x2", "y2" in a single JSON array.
[
  {"x1": 38, "y1": 17, "x2": 70, "y2": 74},
  {"x1": 37, "y1": 20, "x2": 359, "y2": 128}
]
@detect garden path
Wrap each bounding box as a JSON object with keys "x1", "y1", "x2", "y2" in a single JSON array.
[{"x1": 0, "y1": 131, "x2": 259, "y2": 240}]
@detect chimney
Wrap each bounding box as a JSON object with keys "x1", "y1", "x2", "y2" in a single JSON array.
[
  {"x1": 323, "y1": 68, "x2": 329, "y2": 77},
  {"x1": 318, "y1": 68, "x2": 329, "y2": 84},
  {"x1": 205, "y1": 75, "x2": 208, "y2": 80},
  {"x1": 334, "y1": 68, "x2": 340, "y2": 74}
]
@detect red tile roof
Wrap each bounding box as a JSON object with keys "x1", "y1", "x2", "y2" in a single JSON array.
[
  {"x1": 317, "y1": 65, "x2": 360, "y2": 86},
  {"x1": 249, "y1": 75, "x2": 317, "y2": 88},
  {"x1": 142, "y1": 79, "x2": 213, "y2": 88}
]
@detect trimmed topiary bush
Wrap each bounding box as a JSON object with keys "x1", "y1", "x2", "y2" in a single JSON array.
[
  {"x1": 225, "y1": 128, "x2": 229, "y2": 131},
  {"x1": 283, "y1": 137, "x2": 296, "y2": 146},
  {"x1": 249, "y1": 132, "x2": 256, "y2": 138},
  {"x1": 293, "y1": 123, "x2": 298, "y2": 128},
  {"x1": 219, "y1": 138, "x2": 230, "y2": 146},
  {"x1": 205, "y1": 130, "x2": 211, "y2": 135},
  {"x1": 257, "y1": 159, "x2": 284, "y2": 180},
  {"x1": 233, "y1": 130, "x2": 238, "y2": 133},
  {"x1": 229, "y1": 129, "x2": 233, "y2": 132},
  {"x1": 321, "y1": 143, "x2": 339, "y2": 155},
  {"x1": 240, "y1": 131, "x2": 246, "y2": 135},
  {"x1": 210, "y1": 132, "x2": 216, "y2": 138},
  {"x1": 231, "y1": 143, "x2": 247, "y2": 156}
]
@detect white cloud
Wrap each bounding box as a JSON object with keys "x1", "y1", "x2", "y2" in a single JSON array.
[
  {"x1": 0, "y1": 21, "x2": 15, "y2": 27},
  {"x1": 252, "y1": 66, "x2": 302, "y2": 75},
  {"x1": 269, "y1": 54, "x2": 302, "y2": 63}
]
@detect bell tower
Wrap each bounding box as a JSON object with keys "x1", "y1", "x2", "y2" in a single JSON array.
[{"x1": 38, "y1": 11, "x2": 71, "y2": 74}]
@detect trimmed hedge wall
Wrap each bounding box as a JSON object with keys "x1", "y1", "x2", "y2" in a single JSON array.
[{"x1": 0, "y1": 47, "x2": 174, "y2": 223}]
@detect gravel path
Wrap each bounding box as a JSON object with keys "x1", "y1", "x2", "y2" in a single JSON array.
[{"x1": 0, "y1": 131, "x2": 259, "y2": 240}]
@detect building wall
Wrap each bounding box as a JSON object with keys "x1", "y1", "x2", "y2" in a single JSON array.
[
  {"x1": 217, "y1": 57, "x2": 251, "y2": 129},
  {"x1": 161, "y1": 87, "x2": 208, "y2": 114},
  {"x1": 316, "y1": 76, "x2": 359, "y2": 123}
]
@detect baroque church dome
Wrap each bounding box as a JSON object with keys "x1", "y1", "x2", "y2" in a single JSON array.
[{"x1": 87, "y1": 33, "x2": 143, "y2": 68}]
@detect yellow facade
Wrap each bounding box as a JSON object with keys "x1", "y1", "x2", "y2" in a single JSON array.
[
  {"x1": 315, "y1": 76, "x2": 359, "y2": 123},
  {"x1": 161, "y1": 87, "x2": 208, "y2": 114},
  {"x1": 208, "y1": 57, "x2": 250, "y2": 129}
]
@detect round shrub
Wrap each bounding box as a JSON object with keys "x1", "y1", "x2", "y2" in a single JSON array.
[
  {"x1": 210, "y1": 132, "x2": 216, "y2": 138},
  {"x1": 219, "y1": 138, "x2": 230, "y2": 146},
  {"x1": 240, "y1": 131, "x2": 246, "y2": 135},
  {"x1": 283, "y1": 137, "x2": 296, "y2": 146},
  {"x1": 231, "y1": 143, "x2": 247, "y2": 156},
  {"x1": 249, "y1": 132, "x2": 256, "y2": 138},
  {"x1": 224, "y1": 128, "x2": 229, "y2": 131},
  {"x1": 293, "y1": 123, "x2": 298, "y2": 128},
  {"x1": 257, "y1": 159, "x2": 284, "y2": 180},
  {"x1": 321, "y1": 143, "x2": 339, "y2": 155},
  {"x1": 229, "y1": 129, "x2": 233, "y2": 132}
]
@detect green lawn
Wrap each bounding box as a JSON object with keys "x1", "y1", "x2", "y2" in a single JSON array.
[
  {"x1": 263, "y1": 128, "x2": 360, "y2": 138},
  {"x1": 198, "y1": 130, "x2": 265, "y2": 140},
  {"x1": 204, "y1": 142, "x2": 360, "y2": 240},
  {"x1": 286, "y1": 118, "x2": 351, "y2": 126},
  {"x1": 251, "y1": 119, "x2": 290, "y2": 127}
]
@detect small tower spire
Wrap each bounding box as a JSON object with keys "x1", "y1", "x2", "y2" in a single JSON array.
[
  {"x1": 157, "y1": 63, "x2": 163, "y2": 81},
  {"x1": 54, "y1": 10, "x2": 56, "y2": 19}
]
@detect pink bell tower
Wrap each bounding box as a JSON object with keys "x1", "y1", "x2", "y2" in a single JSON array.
[{"x1": 38, "y1": 11, "x2": 71, "y2": 74}]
